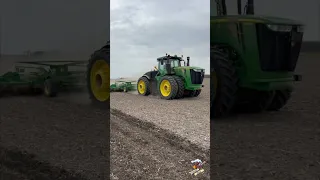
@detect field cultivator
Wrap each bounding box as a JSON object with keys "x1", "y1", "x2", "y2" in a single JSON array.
[
  {"x1": 0, "y1": 61, "x2": 87, "y2": 97},
  {"x1": 110, "y1": 80, "x2": 136, "y2": 92}
]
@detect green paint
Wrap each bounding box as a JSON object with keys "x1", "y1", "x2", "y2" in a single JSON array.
[{"x1": 211, "y1": 15, "x2": 304, "y2": 91}]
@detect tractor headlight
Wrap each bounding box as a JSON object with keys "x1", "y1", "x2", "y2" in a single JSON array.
[{"x1": 267, "y1": 24, "x2": 292, "y2": 32}]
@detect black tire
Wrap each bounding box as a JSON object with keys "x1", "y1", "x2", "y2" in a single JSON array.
[
  {"x1": 211, "y1": 47, "x2": 238, "y2": 118},
  {"x1": 267, "y1": 89, "x2": 292, "y2": 111},
  {"x1": 87, "y1": 46, "x2": 110, "y2": 108},
  {"x1": 137, "y1": 77, "x2": 151, "y2": 96},
  {"x1": 193, "y1": 89, "x2": 201, "y2": 97},
  {"x1": 173, "y1": 76, "x2": 184, "y2": 99},
  {"x1": 44, "y1": 79, "x2": 58, "y2": 97},
  {"x1": 235, "y1": 89, "x2": 275, "y2": 113},
  {"x1": 159, "y1": 76, "x2": 178, "y2": 100}
]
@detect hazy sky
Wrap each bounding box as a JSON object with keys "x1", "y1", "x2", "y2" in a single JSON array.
[{"x1": 110, "y1": 0, "x2": 210, "y2": 79}]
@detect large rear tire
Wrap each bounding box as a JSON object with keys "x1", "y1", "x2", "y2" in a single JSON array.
[
  {"x1": 137, "y1": 77, "x2": 151, "y2": 96},
  {"x1": 159, "y1": 76, "x2": 178, "y2": 100},
  {"x1": 173, "y1": 76, "x2": 184, "y2": 99},
  {"x1": 87, "y1": 46, "x2": 110, "y2": 108},
  {"x1": 267, "y1": 89, "x2": 292, "y2": 111},
  {"x1": 211, "y1": 47, "x2": 238, "y2": 118}
]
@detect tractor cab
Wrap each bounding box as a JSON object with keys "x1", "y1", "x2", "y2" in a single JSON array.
[{"x1": 156, "y1": 54, "x2": 189, "y2": 75}]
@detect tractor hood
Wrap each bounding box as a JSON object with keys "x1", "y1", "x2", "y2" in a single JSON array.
[
  {"x1": 174, "y1": 66, "x2": 204, "y2": 72},
  {"x1": 210, "y1": 15, "x2": 303, "y2": 26}
]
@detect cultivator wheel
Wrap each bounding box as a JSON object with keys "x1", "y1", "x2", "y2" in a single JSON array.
[
  {"x1": 159, "y1": 76, "x2": 178, "y2": 100},
  {"x1": 137, "y1": 77, "x2": 151, "y2": 96},
  {"x1": 267, "y1": 89, "x2": 292, "y2": 111},
  {"x1": 87, "y1": 46, "x2": 110, "y2": 108},
  {"x1": 173, "y1": 76, "x2": 184, "y2": 99},
  {"x1": 44, "y1": 79, "x2": 58, "y2": 97},
  {"x1": 211, "y1": 47, "x2": 238, "y2": 118}
]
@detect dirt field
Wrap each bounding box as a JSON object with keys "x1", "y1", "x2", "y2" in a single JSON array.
[
  {"x1": 212, "y1": 53, "x2": 320, "y2": 179},
  {"x1": 0, "y1": 95, "x2": 210, "y2": 180},
  {"x1": 110, "y1": 109, "x2": 210, "y2": 179},
  {"x1": 111, "y1": 78, "x2": 210, "y2": 150}
]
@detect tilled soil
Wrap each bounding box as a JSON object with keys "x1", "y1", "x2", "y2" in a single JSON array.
[
  {"x1": 111, "y1": 78, "x2": 210, "y2": 150},
  {"x1": 0, "y1": 97, "x2": 109, "y2": 180},
  {"x1": 110, "y1": 109, "x2": 210, "y2": 180},
  {"x1": 211, "y1": 54, "x2": 320, "y2": 180}
]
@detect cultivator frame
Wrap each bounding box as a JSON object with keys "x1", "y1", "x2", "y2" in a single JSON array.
[
  {"x1": 0, "y1": 60, "x2": 87, "y2": 97},
  {"x1": 110, "y1": 80, "x2": 136, "y2": 92}
]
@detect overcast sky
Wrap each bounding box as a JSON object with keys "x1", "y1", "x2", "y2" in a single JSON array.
[{"x1": 110, "y1": 0, "x2": 210, "y2": 79}]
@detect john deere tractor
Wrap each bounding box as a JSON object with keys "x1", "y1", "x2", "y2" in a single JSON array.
[
  {"x1": 211, "y1": 0, "x2": 304, "y2": 118},
  {"x1": 137, "y1": 54, "x2": 205, "y2": 100},
  {"x1": 87, "y1": 41, "x2": 110, "y2": 107}
]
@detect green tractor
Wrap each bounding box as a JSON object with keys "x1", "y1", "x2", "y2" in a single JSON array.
[
  {"x1": 87, "y1": 41, "x2": 110, "y2": 107},
  {"x1": 137, "y1": 54, "x2": 205, "y2": 100},
  {"x1": 211, "y1": 0, "x2": 304, "y2": 118}
]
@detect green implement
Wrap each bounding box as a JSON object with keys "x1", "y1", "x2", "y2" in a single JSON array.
[
  {"x1": 0, "y1": 60, "x2": 87, "y2": 97},
  {"x1": 110, "y1": 80, "x2": 136, "y2": 92}
]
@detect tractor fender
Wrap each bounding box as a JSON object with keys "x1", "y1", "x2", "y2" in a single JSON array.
[{"x1": 142, "y1": 74, "x2": 150, "y2": 80}]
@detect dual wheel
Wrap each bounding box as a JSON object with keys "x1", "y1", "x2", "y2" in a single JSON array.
[
  {"x1": 211, "y1": 47, "x2": 292, "y2": 118},
  {"x1": 87, "y1": 46, "x2": 110, "y2": 108},
  {"x1": 137, "y1": 76, "x2": 201, "y2": 100}
]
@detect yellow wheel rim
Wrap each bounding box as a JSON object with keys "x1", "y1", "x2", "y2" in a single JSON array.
[
  {"x1": 138, "y1": 80, "x2": 146, "y2": 94},
  {"x1": 212, "y1": 72, "x2": 217, "y2": 100},
  {"x1": 90, "y1": 59, "x2": 110, "y2": 102},
  {"x1": 160, "y1": 79, "x2": 171, "y2": 97}
]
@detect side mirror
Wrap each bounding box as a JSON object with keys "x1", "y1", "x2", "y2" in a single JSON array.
[
  {"x1": 161, "y1": 60, "x2": 164, "y2": 65},
  {"x1": 187, "y1": 57, "x2": 190, "y2": 66}
]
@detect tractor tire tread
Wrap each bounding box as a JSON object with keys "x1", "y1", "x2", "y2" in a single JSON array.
[
  {"x1": 87, "y1": 47, "x2": 110, "y2": 108},
  {"x1": 267, "y1": 89, "x2": 292, "y2": 111},
  {"x1": 211, "y1": 47, "x2": 238, "y2": 118},
  {"x1": 137, "y1": 77, "x2": 151, "y2": 96},
  {"x1": 159, "y1": 76, "x2": 178, "y2": 100},
  {"x1": 173, "y1": 76, "x2": 184, "y2": 99}
]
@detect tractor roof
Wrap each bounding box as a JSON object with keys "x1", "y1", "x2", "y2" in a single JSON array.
[{"x1": 157, "y1": 55, "x2": 182, "y2": 61}]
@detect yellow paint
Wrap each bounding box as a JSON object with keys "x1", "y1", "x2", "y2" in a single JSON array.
[
  {"x1": 90, "y1": 59, "x2": 110, "y2": 102},
  {"x1": 138, "y1": 80, "x2": 146, "y2": 94},
  {"x1": 160, "y1": 79, "x2": 171, "y2": 97}
]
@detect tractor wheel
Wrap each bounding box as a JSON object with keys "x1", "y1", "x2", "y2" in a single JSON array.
[
  {"x1": 87, "y1": 47, "x2": 110, "y2": 108},
  {"x1": 267, "y1": 89, "x2": 292, "y2": 111},
  {"x1": 193, "y1": 89, "x2": 201, "y2": 97},
  {"x1": 159, "y1": 76, "x2": 178, "y2": 100},
  {"x1": 173, "y1": 76, "x2": 184, "y2": 99},
  {"x1": 235, "y1": 90, "x2": 275, "y2": 113},
  {"x1": 44, "y1": 79, "x2": 58, "y2": 97},
  {"x1": 211, "y1": 47, "x2": 238, "y2": 118},
  {"x1": 137, "y1": 77, "x2": 150, "y2": 96}
]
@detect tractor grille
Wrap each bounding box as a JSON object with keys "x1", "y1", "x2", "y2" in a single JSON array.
[
  {"x1": 256, "y1": 24, "x2": 303, "y2": 72},
  {"x1": 190, "y1": 69, "x2": 204, "y2": 84}
]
